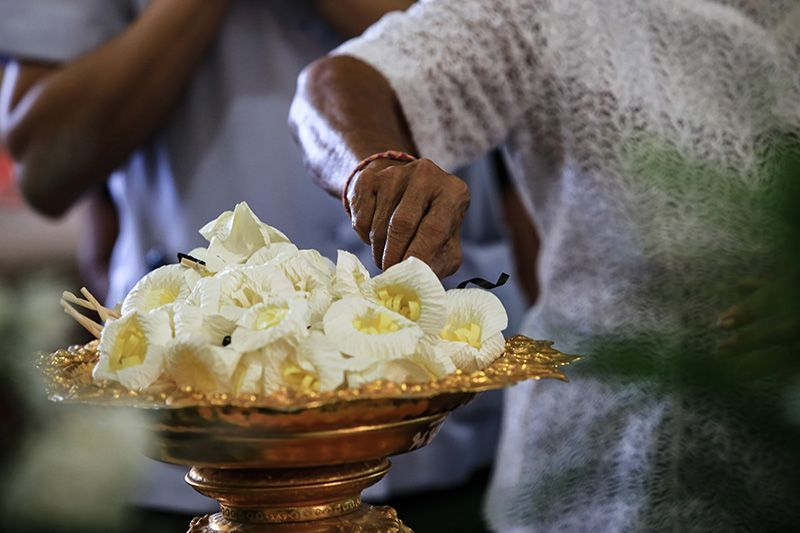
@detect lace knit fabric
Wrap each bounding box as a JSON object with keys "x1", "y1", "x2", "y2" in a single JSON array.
[{"x1": 336, "y1": 0, "x2": 800, "y2": 531}]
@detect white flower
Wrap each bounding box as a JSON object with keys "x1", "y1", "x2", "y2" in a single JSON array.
[
  {"x1": 367, "y1": 257, "x2": 446, "y2": 335},
  {"x1": 230, "y1": 351, "x2": 266, "y2": 395},
  {"x1": 260, "y1": 331, "x2": 348, "y2": 394},
  {"x1": 164, "y1": 335, "x2": 241, "y2": 393},
  {"x1": 333, "y1": 250, "x2": 372, "y2": 299},
  {"x1": 93, "y1": 309, "x2": 173, "y2": 390},
  {"x1": 277, "y1": 250, "x2": 335, "y2": 323},
  {"x1": 216, "y1": 264, "x2": 295, "y2": 322},
  {"x1": 120, "y1": 264, "x2": 191, "y2": 315},
  {"x1": 230, "y1": 295, "x2": 310, "y2": 353},
  {"x1": 245, "y1": 243, "x2": 299, "y2": 266},
  {"x1": 173, "y1": 301, "x2": 236, "y2": 347},
  {"x1": 345, "y1": 337, "x2": 456, "y2": 387},
  {"x1": 323, "y1": 296, "x2": 423, "y2": 359},
  {"x1": 437, "y1": 289, "x2": 508, "y2": 371},
  {"x1": 199, "y1": 202, "x2": 291, "y2": 272}
]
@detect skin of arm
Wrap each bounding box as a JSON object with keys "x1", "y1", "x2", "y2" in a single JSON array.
[
  {"x1": 0, "y1": 0, "x2": 232, "y2": 217},
  {"x1": 290, "y1": 55, "x2": 471, "y2": 278}
]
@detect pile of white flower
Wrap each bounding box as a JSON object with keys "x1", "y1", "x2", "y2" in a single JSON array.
[{"x1": 93, "y1": 202, "x2": 508, "y2": 395}]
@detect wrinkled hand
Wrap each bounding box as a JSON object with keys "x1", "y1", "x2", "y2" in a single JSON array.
[{"x1": 346, "y1": 158, "x2": 470, "y2": 278}]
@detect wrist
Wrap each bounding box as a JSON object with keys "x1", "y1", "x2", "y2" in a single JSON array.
[{"x1": 342, "y1": 150, "x2": 417, "y2": 214}]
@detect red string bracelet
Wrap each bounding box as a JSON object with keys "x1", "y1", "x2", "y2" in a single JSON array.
[{"x1": 342, "y1": 150, "x2": 417, "y2": 215}]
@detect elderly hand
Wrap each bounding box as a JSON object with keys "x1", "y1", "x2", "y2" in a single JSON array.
[{"x1": 346, "y1": 157, "x2": 470, "y2": 278}]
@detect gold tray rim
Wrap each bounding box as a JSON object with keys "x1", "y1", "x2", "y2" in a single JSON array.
[{"x1": 39, "y1": 335, "x2": 578, "y2": 413}]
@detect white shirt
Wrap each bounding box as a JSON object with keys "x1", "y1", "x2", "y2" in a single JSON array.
[{"x1": 337, "y1": 0, "x2": 800, "y2": 530}]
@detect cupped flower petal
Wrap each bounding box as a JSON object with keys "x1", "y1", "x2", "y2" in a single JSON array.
[
  {"x1": 216, "y1": 264, "x2": 295, "y2": 322},
  {"x1": 230, "y1": 351, "x2": 265, "y2": 395},
  {"x1": 367, "y1": 257, "x2": 446, "y2": 335},
  {"x1": 120, "y1": 264, "x2": 191, "y2": 315},
  {"x1": 245, "y1": 243, "x2": 299, "y2": 266},
  {"x1": 93, "y1": 308, "x2": 172, "y2": 390},
  {"x1": 323, "y1": 296, "x2": 423, "y2": 359},
  {"x1": 346, "y1": 359, "x2": 432, "y2": 388},
  {"x1": 333, "y1": 251, "x2": 372, "y2": 299},
  {"x1": 277, "y1": 250, "x2": 335, "y2": 323},
  {"x1": 280, "y1": 331, "x2": 348, "y2": 393},
  {"x1": 441, "y1": 288, "x2": 508, "y2": 342},
  {"x1": 164, "y1": 335, "x2": 241, "y2": 393},
  {"x1": 173, "y1": 301, "x2": 236, "y2": 347},
  {"x1": 436, "y1": 331, "x2": 505, "y2": 372},
  {"x1": 199, "y1": 202, "x2": 292, "y2": 272},
  {"x1": 230, "y1": 295, "x2": 310, "y2": 353}
]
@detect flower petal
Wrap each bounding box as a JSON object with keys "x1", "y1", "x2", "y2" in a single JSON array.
[
  {"x1": 165, "y1": 335, "x2": 241, "y2": 393},
  {"x1": 333, "y1": 250, "x2": 372, "y2": 299},
  {"x1": 120, "y1": 264, "x2": 191, "y2": 315},
  {"x1": 323, "y1": 296, "x2": 423, "y2": 359},
  {"x1": 368, "y1": 257, "x2": 446, "y2": 335}
]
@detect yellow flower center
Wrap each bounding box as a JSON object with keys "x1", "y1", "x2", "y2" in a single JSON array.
[
  {"x1": 255, "y1": 305, "x2": 288, "y2": 330},
  {"x1": 144, "y1": 287, "x2": 180, "y2": 311},
  {"x1": 110, "y1": 319, "x2": 148, "y2": 371},
  {"x1": 353, "y1": 309, "x2": 402, "y2": 334},
  {"x1": 231, "y1": 284, "x2": 263, "y2": 308},
  {"x1": 441, "y1": 322, "x2": 482, "y2": 349},
  {"x1": 376, "y1": 285, "x2": 421, "y2": 321},
  {"x1": 282, "y1": 361, "x2": 320, "y2": 393}
]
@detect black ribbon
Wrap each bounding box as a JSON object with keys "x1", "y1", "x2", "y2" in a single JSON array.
[
  {"x1": 178, "y1": 252, "x2": 206, "y2": 266},
  {"x1": 456, "y1": 272, "x2": 510, "y2": 290}
]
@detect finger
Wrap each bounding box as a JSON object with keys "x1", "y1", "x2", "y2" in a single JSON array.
[
  {"x1": 402, "y1": 196, "x2": 457, "y2": 267},
  {"x1": 381, "y1": 178, "x2": 433, "y2": 269},
  {"x1": 348, "y1": 173, "x2": 377, "y2": 245},
  {"x1": 370, "y1": 175, "x2": 406, "y2": 269},
  {"x1": 428, "y1": 234, "x2": 462, "y2": 278},
  {"x1": 717, "y1": 316, "x2": 800, "y2": 356}
]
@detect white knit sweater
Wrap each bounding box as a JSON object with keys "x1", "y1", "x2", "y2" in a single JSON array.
[{"x1": 337, "y1": 1, "x2": 800, "y2": 530}]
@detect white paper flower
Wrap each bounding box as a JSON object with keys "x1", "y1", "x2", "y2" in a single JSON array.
[
  {"x1": 164, "y1": 335, "x2": 241, "y2": 393},
  {"x1": 258, "y1": 331, "x2": 349, "y2": 394},
  {"x1": 323, "y1": 296, "x2": 423, "y2": 359},
  {"x1": 199, "y1": 202, "x2": 291, "y2": 272},
  {"x1": 344, "y1": 337, "x2": 456, "y2": 387},
  {"x1": 367, "y1": 257, "x2": 446, "y2": 335},
  {"x1": 173, "y1": 301, "x2": 236, "y2": 347},
  {"x1": 230, "y1": 295, "x2": 310, "y2": 353},
  {"x1": 93, "y1": 309, "x2": 173, "y2": 390},
  {"x1": 277, "y1": 250, "x2": 335, "y2": 323},
  {"x1": 437, "y1": 288, "x2": 508, "y2": 371},
  {"x1": 120, "y1": 264, "x2": 191, "y2": 315},
  {"x1": 333, "y1": 250, "x2": 372, "y2": 299},
  {"x1": 216, "y1": 264, "x2": 295, "y2": 322},
  {"x1": 245, "y1": 243, "x2": 299, "y2": 266},
  {"x1": 230, "y1": 351, "x2": 266, "y2": 395}
]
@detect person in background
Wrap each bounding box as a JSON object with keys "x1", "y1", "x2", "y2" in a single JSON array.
[
  {"x1": 290, "y1": 0, "x2": 800, "y2": 531},
  {"x1": 0, "y1": 0, "x2": 526, "y2": 527}
]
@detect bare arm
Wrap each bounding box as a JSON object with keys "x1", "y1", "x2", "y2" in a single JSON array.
[
  {"x1": 290, "y1": 55, "x2": 470, "y2": 278},
  {"x1": 0, "y1": 0, "x2": 232, "y2": 217}
]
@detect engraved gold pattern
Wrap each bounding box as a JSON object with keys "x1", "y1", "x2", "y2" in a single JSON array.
[{"x1": 38, "y1": 335, "x2": 578, "y2": 410}]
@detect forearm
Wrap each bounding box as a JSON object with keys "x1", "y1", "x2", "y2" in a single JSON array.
[
  {"x1": 290, "y1": 55, "x2": 416, "y2": 197},
  {"x1": 5, "y1": 0, "x2": 231, "y2": 216}
]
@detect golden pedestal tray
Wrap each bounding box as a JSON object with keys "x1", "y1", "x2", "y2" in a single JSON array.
[{"x1": 40, "y1": 335, "x2": 577, "y2": 532}]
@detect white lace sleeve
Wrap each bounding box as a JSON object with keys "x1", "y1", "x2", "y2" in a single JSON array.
[{"x1": 334, "y1": 0, "x2": 553, "y2": 172}]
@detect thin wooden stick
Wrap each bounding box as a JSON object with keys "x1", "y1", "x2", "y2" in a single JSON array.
[
  {"x1": 80, "y1": 287, "x2": 110, "y2": 322},
  {"x1": 61, "y1": 291, "x2": 95, "y2": 311},
  {"x1": 180, "y1": 257, "x2": 205, "y2": 270},
  {"x1": 61, "y1": 300, "x2": 103, "y2": 338}
]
